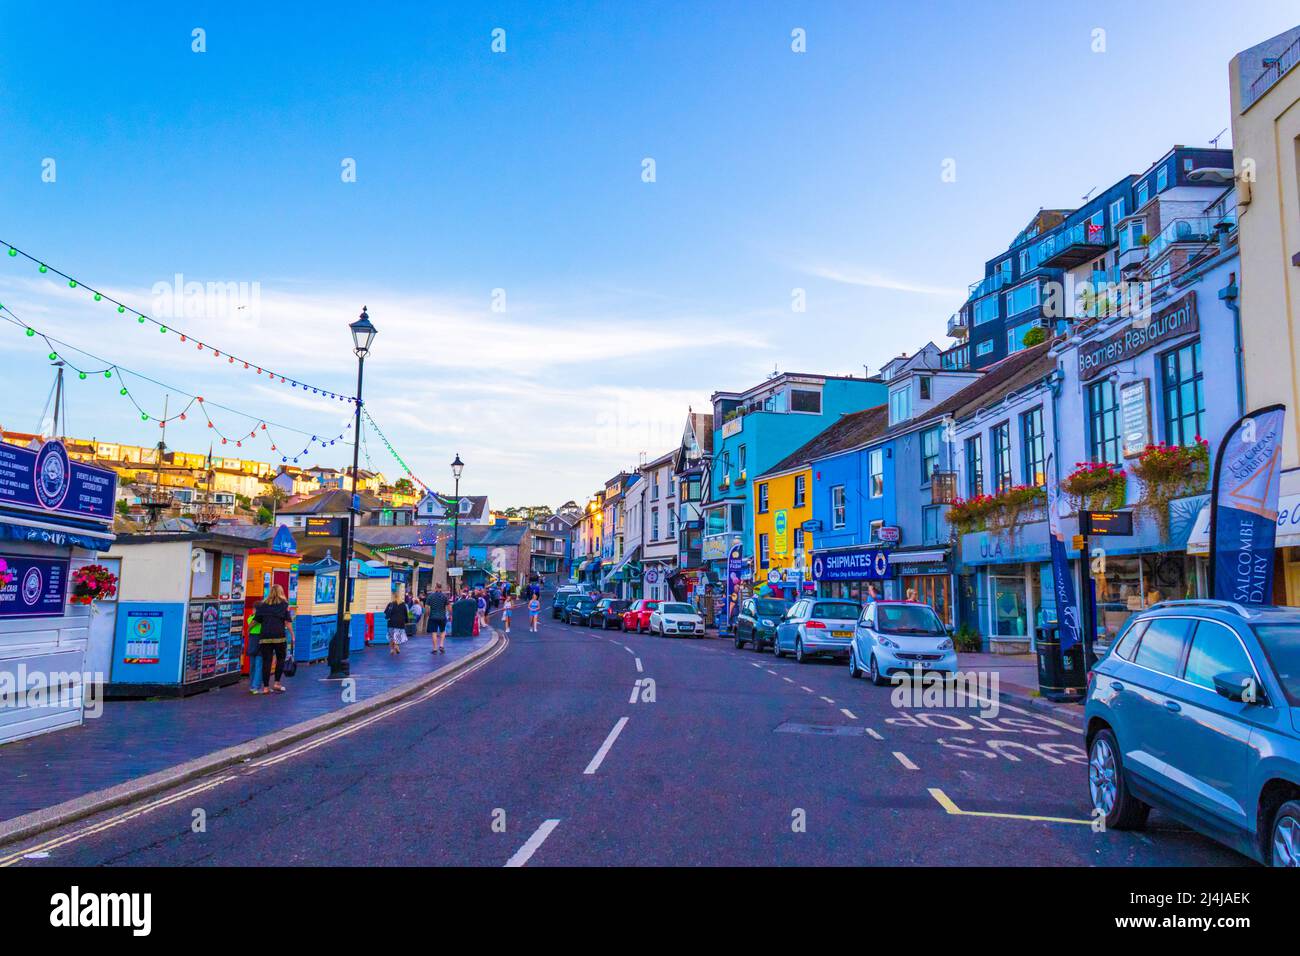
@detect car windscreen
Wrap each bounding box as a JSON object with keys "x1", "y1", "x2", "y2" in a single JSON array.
[
  {"x1": 754, "y1": 600, "x2": 790, "y2": 616},
  {"x1": 661, "y1": 603, "x2": 695, "y2": 615},
  {"x1": 1252, "y1": 624, "x2": 1300, "y2": 705},
  {"x1": 810, "y1": 602, "x2": 860, "y2": 620},
  {"x1": 609, "y1": 602, "x2": 630, "y2": 611},
  {"x1": 875, "y1": 604, "x2": 945, "y2": 636}
]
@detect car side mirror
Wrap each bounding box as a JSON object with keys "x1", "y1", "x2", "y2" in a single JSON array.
[{"x1": 1213, "y1": 672, "x2": 1264, "y2": 705}]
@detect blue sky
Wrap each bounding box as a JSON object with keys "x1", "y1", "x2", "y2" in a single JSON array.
[{"x1": 1, "y1": 1, "x2": 1295, "y2": 505}]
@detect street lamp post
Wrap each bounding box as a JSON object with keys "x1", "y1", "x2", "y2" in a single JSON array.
[
  {"x1": 328, "y1": 307, "x2": 377, "y2": 680},
  {"x1": 450, "y1": 454, "x2": 464, "y2": 593}
]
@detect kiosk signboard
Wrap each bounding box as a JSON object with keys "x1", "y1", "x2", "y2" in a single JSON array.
[{"x1": 0, "y1": 439, "x2": 117, "y2": 523}]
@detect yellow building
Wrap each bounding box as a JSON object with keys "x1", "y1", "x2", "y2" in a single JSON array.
[
  {"x1": 1230, "y1": 26, "x2": 1300, "y2": 603},
  {"x1": 751, "y1": 464, "x2": 813, "y2": 599}
]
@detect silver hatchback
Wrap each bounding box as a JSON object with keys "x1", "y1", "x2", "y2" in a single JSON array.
[{"x1": 773, "y1": 598, "x2": 862, "y2": 663}]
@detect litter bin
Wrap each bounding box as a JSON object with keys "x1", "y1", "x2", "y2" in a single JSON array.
[
  {"x1": 1036, "y1": 625, "x2": 1087, "y2": 702},
  {"x1": 450, "y1": 597, "x2": 477, "y2": 638}
]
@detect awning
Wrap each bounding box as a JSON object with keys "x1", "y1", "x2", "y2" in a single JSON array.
[
  {"x1": 603, "y1": 546, "x2": 640, "y2": 585},
  {"x1": 0, "y1": 515, "x2": 114, "y2": 551},
  {"x1": 888, "y1": 548, "x2": 949, "y2": 565},
  {"x1": 1185, "y1": 496, "x2": 1300, "y2": 556}
]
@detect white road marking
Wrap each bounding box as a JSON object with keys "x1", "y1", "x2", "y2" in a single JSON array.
[
  {"x1": 750, "y1": 662, "x2": 762, "y2": 668},
  {"x1": 820, "y1": 695, "x2": 834, "y2": 704},
  {"x1": 892, "y1": 751, "x2": 919, "y2": 770},
  {"x1": 635, "y1": 657, "x2": 643, "y2": 673},
  {"x1": 782, "y1": 677, "x2": 794, "y2": 683},
  {"x1": 767, "y1": 669, "x2": 778, "y2": 676},
  {"x1": 623, "y1": 646, "x2": 635, "y2": 654},
  {"x1": 866, "y1": 728, "x2": 883, "y2": 740},
  {"x1": 505, "y1": 819, "x2": 561, "y2": 867},
  {"x1": 801, "y1": 686, "x2": 814, "y2": 693},
  {"x1": 840, "y1": 708, "x2": 857, "y2": 720},
  {"x1": 584, "y1": 717, "x2": 629, "y2": 775}
]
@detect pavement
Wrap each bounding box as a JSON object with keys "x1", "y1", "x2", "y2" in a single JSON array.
[
  {"x1": 0, "y1": 600, "x2": 1247, "y2": 867},
  {"x1": 0, "y1": 623, "x2": 493, "y2": 823}
]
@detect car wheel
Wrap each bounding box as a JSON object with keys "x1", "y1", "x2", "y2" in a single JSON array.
[
  {"x1": 868, "y1": 654, "x2": 888, "y2": 687},
  {"x1": 795, "y1": 639, "x2": 806, "y2": 664},
  {"x1": 734, "y1": 633, "x2": 745, "y2": 649},
  {"x1": 1088, "y1": 729, "x2": 1149, "y2": 831},
  {"x1": 848, "y1": 647, "x2": 861, "y2": 679},
  {"x1": 772, "y1": 636, "x2": 783, "y2": 659},
  {"x1": 1269, "y1": 800, "x2": 1300, "y2": 867}
]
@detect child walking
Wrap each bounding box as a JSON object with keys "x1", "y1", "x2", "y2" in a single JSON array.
[{"x1": 502, "y1": 598, "x2": 512, "y2": 634}]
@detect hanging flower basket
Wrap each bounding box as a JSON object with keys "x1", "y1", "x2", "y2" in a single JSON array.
[
  {"x1": 986, "y1": 485, "x2": 1048, "y2": 536},
  {"x1": 70, "y1": 564, "x2": 119, "y2": 606},
  {"x1": 947, "y1": 494, "x2": 999, "y2": 535},
  {"x1": 1131, "y1": 438, "x2": 1210, "y2": 540},
  {"x1": 0, "y1": 557, "x2": 14, "y2": 591},
  {"x1": 1061, "y1": 461, "x2": 1127, "y2": 512}
]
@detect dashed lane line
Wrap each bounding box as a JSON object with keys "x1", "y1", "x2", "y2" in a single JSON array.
[
  {"x1": 504, "y1": 819, "x2": 562, "y2": 867},
  {"x1": 893, "y1": 751, "x2": 919, "y2": 771},
  {"x1": 819, "y1": 695, "x2": 834, "y2": 704},
  {"x1": 635, "y1": 657, "x2": 643, "y2": 673},
  {"x1": 866, "y1": 728, "x2": 883, "y2": 740},
  {"x1": 927, "y1": 788, "x2": 1092, "y2": 826},
  {"x1": 583, "y1": 717, "x2": 629, "y2": 775},
  {"x1": 840, "y1": 708, "x2": 857, "y2": 720}
]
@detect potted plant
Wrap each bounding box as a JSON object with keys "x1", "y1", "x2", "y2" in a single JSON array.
[
  {"x1": 947, "y1": 494, "x2": 999, "y2": 535},
  {"x1": 986, "y1": 485, "x2": 1048, "y2": 536},
  {"x1": 0, "y1": 557, "x2": 14, "y2": 591},
  {"x1": 1131, "y1": 438, "x2": 1210, "y2": 539},
  {"x1": 1061, "y1": 460, "x2": 1127, "y2": 512},
  {"x1": 69, "y1": 564, "x2": 119, "y2": 606}
]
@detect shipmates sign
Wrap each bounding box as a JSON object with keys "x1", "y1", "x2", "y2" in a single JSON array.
[
  {"x1": 810, "y1": 547, "x2": 890, "y2": 582},
  {"x1": 0, "y1": 439, "x2": 116, "y2": 523},
  {"x1": 1077, "y1": 291, "x2": 1198, "y2": 382}
]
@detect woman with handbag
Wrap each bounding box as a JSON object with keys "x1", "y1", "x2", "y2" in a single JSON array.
[{"x1": 253, "y1": 584, "x2": 295, "y2": 695}]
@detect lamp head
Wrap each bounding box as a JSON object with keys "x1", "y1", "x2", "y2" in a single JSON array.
[{"x1": 350, "y1": 307, "x2": 377, "y2": 357}]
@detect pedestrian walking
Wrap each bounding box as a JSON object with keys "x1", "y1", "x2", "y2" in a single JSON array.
[
  {"x1": 476, "y1": 591, "x2": 487, "y2": 629},
  {"x1": 384, "y1": 590, "x2": 409, "y2": 655},
  {"x1": 406, "y1": 594, "x2": 423, "y2": 644},
  {"x1": 252, "y1": 584, "x2": 294, "y2": 694},
  {"x1": 426, "y1": 583, "x2": 449, "y2": 654},
  {"x1": 502, "y1": 598, "x2": 512, "y2": 633},
  {"x1": 245, "y1": 608, "x2": 263, "y2": 694},
  {"x1": 528, "y1": 594, "x2": 540, "y2": 632}
]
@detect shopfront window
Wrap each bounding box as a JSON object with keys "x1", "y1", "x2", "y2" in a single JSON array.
[
  {"x1": 991, "y1": 571, "x2": 1028, "y2": 637},
  {"x1": 904, "y1": 573, "x2": 951, "y2": 625},
  {"x1": 1093, "y1": 552, "x2": 1197, "y2": 641}
]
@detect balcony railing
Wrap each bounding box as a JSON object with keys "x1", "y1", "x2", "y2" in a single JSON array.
[
  {"x1": 946, "y1": 311, "x2": 968, "y2": 338},
  {"x1": 1147, "y1": 216, "x2": 1234, "y2": 261},
  {"x1": 1245, "y1": 33, "x2": 1300, "y2": 110},
  {"x1": 1037, "y1": 221, "x2": 1114, "y2": 268},
  {"x1": 966, "y1": 270, "x2": 1012, "y2": 300}
]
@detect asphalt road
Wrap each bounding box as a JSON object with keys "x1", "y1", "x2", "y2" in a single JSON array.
[{"x1": 5, "y1": 605, "x2": 1248, "y2": 867}]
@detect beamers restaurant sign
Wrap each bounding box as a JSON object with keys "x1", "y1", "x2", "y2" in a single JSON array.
[{"x1": 1078, "y1": 291, "x2": 1198, "y2": 382}]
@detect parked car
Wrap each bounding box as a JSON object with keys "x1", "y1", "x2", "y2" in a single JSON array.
[
  {"x1": 773, "y1": 598, "x2": 861, "y2": 663},
  {"x1": 650, "y1": 602, "x2": 705, "y2": 637},
  {"x1": 552, "y1": 591, "x2": 580, "y2": 619},
  {"x1": 1084, "y1": 600, "x2": 1300, "y2": 866},
  {"x1": 735, "y1": 597, "x2": 791, "y2": 651},
  {"x1": 565, "y1": 596, "x2": 599, "y2": 626},
  {"x1": 592, "y1": 599, "x2": 631, "y2": 630},
  {"x1": 621, "y1": 599, "x2": 660, "y2": 633},
  {"x1": 849, "y1": 601, "x2": 955, "y2": 684}
]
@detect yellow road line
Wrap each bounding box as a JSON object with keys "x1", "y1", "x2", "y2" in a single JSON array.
[{"x1": 927, "y1": 787, "x2": 1092, "y2": 826}]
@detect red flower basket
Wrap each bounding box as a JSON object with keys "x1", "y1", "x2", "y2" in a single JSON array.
[{"x1": 70, "y1": 564, "x2": 119, "y2": 606}]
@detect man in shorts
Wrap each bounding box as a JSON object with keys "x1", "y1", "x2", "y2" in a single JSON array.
[{"x1": 426, "y1": 583, "x2": 450, "y2": 654}]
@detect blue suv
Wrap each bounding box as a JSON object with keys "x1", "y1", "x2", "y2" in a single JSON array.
[{"x1": 1085, "y1": 600, "x2": 1300, "y2": 866}]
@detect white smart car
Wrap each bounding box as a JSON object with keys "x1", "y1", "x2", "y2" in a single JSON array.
[{"x1": 650, "y1": 602, "x2": 706, "y2": 638}]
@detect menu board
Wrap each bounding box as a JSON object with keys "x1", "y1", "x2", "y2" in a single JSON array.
[
  {"x1": 0, "y1": 439, "x2": 116, "y2": 522},
  {"x1": 183, "y1": 599, "x2": 242, "y2": 684}
]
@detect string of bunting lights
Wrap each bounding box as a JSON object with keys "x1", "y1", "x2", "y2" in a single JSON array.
[
  {"x1": 0, "y1": 303, "x2": 353, "y2": 466},
  {"x1": 361, "y1": 407, "x2": 432, "y2": 494},
  {"x1": 1, "y1": 238, "x2": 357, "y2": 406}
]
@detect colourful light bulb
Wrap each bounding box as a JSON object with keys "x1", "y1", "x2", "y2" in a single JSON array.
[{"x1": 38, "y1": 264, "x2": 47, "y2": 273}]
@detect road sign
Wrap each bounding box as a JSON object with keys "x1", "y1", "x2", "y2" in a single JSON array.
[
  {"x1": 448, "y1": 567, "x2": 464, "y2": 577},
  {"x1": 1079, "y1": 510, "x2": 1134, "y2": 536}
]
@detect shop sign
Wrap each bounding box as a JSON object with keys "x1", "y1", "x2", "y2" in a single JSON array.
[
  {"x1": 800, "y1": 519, "x2": 823, "y2": 533},
  {"x1": 1078, "y1": 291, "x2": 1198, "y2": 381},
  {"x1": 810, "y1": 547, "x2": 890, "y2": 582},
  {"x1": 0, "y1": 439, "x2": 117, "y2": 523},
  {"x1": 773, "y1": 510, "x2": 788, "y2": 555},
  {"x1": 721, "y1": 417, "x2": 744, "y2": 439},
  {"x1": 1120, "y1": 380, "x2": 1151, "y2": 458},
  {"x1": 0, "y1": 554, "x2": 69, "y2": 619},
  {"x1": 701, "y1": 537, "x2": 729, "y2": 560},
  {"x1": 877, "y1": 525, "x2": 901, "y2": 543}
]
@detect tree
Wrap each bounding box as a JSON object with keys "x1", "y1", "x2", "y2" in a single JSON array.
[
  {"x1": 115, "y1": 499, "x2": 130, "y2": 518},
  {"x1": 256, "y1": 505, "x2": 273, "y2": 525},
  {"x1": 394, "y1": 478, "x2": 415, "y2": 495}
]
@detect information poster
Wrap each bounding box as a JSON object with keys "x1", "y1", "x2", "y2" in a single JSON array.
[
  {"x1": 0, "y1": 554, "x2": 69, "y2": 619},
  {"x1": 122, "y1": 609, "x2": 163, "y2": 664},
  {"x1": 183, "y1": 599, "x2": 242, "y2": 684}
]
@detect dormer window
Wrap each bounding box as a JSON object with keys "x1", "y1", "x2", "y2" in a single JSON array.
[
  {"x1": 919, "y1": 376, "x2": 932, "y2": 401},
  {"x1": 889, "y1": 386, "x2": 912, "y2": 425}
]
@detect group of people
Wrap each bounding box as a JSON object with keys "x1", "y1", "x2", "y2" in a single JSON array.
[{"x1": 384, "y1": 583, "x2": 452, "y2": 655}]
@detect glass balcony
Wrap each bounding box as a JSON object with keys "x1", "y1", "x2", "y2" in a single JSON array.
[
  {"x1": 1037, "y1": 220, "x2": 1114, "y2": 268},
  {"x1": 966, "y1": 270, "x2": 1012, "y2": 300},
  {"x1": 1147, "y1": 216, "x2": 1235, "y2": 261},
  {"x1": 946, "y1": 311, "x2": 968, "y2": 339}
]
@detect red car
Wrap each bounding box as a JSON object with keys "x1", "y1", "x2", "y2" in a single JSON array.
[{"x1": 621, "y1": 599, "x2": 660, "y2": 633}]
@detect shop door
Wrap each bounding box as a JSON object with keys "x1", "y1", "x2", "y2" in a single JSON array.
[{"x1": 1286, "y1": 562, "x2": 1300, "y2": 609}]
